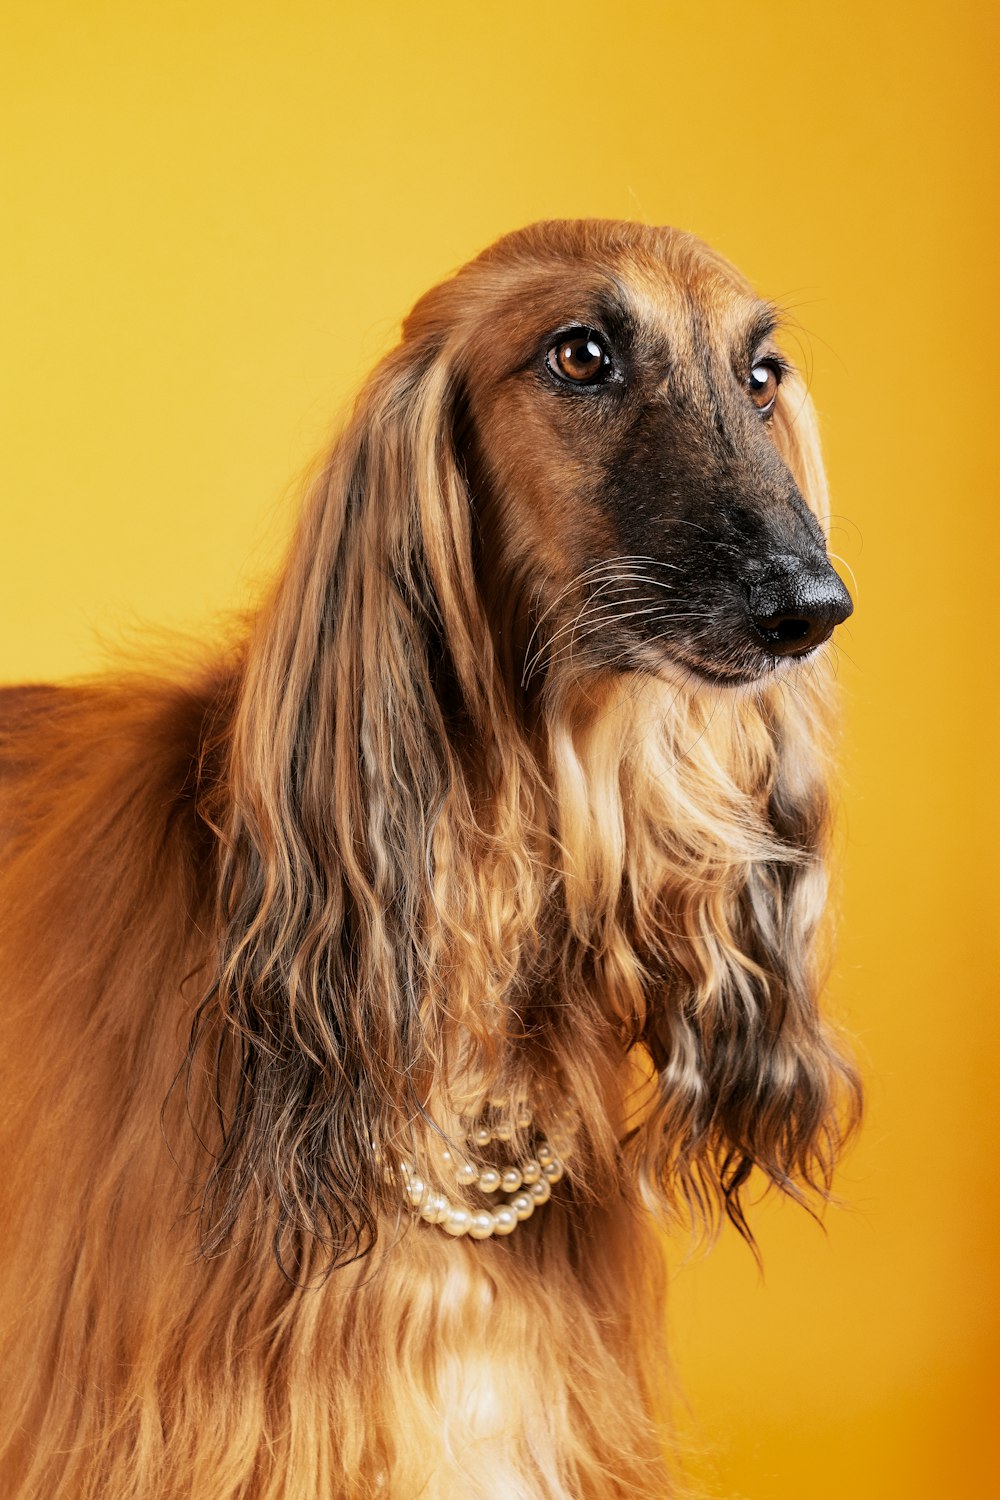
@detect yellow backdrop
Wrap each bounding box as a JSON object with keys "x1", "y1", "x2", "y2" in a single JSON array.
[{"x1": 3, "y1": 2, "x2": 997, "y2": 1495}]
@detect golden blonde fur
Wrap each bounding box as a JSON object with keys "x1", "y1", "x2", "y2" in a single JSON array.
[{"x1": 0, "y1": 220, "x2": 858, "y2": 1498}]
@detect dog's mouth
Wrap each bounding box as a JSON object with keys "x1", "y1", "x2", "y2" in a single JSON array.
[
  {"x1": 630, "y1": 603, "x2": 843, "y2": 685},
  {"x1": 559, "y1": 608, "x2": 836, "y2": 691},
  {"x1": 531, "y1": 556, "x2": 852, "y2": 692},
  {"x1": 613, "y1": 556, "x2": 852, "y2": 688},
  {"x1": 657, "y1": 642, "x2": 804, "y2": 688}
]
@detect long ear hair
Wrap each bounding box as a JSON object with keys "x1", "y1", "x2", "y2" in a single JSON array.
[
  {"x1": 538, "y1": 368, "x2": 860, "y2": 1243},
  {"x1": 191, "y1": 330, "x2": 545, "y2": 1271}
]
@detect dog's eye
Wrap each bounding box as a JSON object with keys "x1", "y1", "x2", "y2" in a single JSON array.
[
  {"x1": 546, "y1": 330, "x2": 612, "y2": 385},
  {"x1": 748, "y1": 360, "x2": 781, "y2": 414}
]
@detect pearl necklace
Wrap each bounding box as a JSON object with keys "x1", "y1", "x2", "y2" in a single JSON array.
[{"x1": 388, "y1": 1102, "x2": 571, "y2": 1241}]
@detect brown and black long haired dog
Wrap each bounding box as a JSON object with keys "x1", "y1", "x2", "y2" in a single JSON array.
[{"x1": 0, "y1": 220, "x2": 858, "y2": 1499}]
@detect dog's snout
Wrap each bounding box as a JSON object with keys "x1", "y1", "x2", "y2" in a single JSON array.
[{"x1": 748, "y1": 557, "x2": 853, "y2": 657}]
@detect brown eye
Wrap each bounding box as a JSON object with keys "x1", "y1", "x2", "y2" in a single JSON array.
[
  {"x1": 748, "y1": 360, "x2": 781, "y2": 413},
  {"x1": 546, "y1": 330, "x2": 611, "y2": 385}
]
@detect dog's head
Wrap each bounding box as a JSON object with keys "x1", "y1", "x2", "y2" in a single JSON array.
[
  {"x1": 403, "y1": 219, "x2": 851, "y2": 692},
  {"x1": 198, "y1": 222, "x2": 859, "y2": 1271}
]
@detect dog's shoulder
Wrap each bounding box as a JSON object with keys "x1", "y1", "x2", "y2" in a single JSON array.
[{"x1": 0, "y1": 673, "x2": 225, "y2": 873}]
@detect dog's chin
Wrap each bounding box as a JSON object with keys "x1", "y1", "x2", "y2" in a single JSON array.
[
  {"x1": 636, "y1": 638, "x2": 814, "y2": 692},
  {"x1": 677, "y1": 654, "x2": 781, "y2": 688}
]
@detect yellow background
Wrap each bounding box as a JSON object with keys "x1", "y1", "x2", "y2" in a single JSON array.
[{"x1": 3, "y1": 3, "x2": 998, "y2": 1495}]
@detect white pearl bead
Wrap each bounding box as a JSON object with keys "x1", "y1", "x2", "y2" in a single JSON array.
[
  {"x1": 500, "y1": 1167, "x2": 522, "y2": 1192},
  {"x1": 509, "y1": 1191, "x2": 535, "y2": 1221},
  {"x1": 405, "y1": 1175, "x2": 427, "y2": 1207},
  {"x1": 529, "y1": 1177, "x2": 551, "y2": 1205},
  {"x1": 468, "y1": 1210, "x2": 495, "y2": 1240},
  {"x1": 537, "y1": 1143, "x2": 554, "y2": 1166},
  {"x1": 491, "y1": 1206, "x2": 517, "y2": 1235},
  {"x1": 442, "y1": 1206, "x2": 472, "y2": 1236},
  {"x1": 516, "y1": 1108, "x2": 533, "y2": 1129},
  {"x1": 542, "y1": 1158, "x2": 564, "y2": 1184},
  {"x1": 478, "y1": 1168, "x2": 502, "y2": 1193},
  {"x1": 488, "y1": 1093, "x2": 509, "y2": 1108},
  {"x1": 494, "y1": 1122, "x2": 513, "y2": 1143},
  {"x1": 521, "y1": 1159, "x2": 541, "y2": 1185},
  {"x1": 473, "y1": 1126, "x2": 492, "y2": 1147},
  {"x1": 420, "y1": 1192, "x2": 449, "y2": 1224},
  {"x1": 455, "y1": 1161, "x2": 479, "y2": 1187}
]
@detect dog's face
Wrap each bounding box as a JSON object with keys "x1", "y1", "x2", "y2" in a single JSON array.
[
  {"x1": 196, "y1": 220, "x2": 861, "y2": 1272},
  {"x1": 410, "y1": 221, "x2": 851, "y2": 688}
]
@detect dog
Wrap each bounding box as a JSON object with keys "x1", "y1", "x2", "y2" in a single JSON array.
[{"x1": 0, "y1": 220, "x2": 859, "y2": 1499}]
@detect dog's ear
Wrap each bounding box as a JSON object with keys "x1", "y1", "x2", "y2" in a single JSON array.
[{"x1": 190, "y1": 335, "x2": 514, "y2": 1272}]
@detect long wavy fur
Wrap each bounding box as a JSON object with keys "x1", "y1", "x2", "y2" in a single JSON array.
[{"x1": 0, "y1": 220, "x2": 859, "y2": 1498}]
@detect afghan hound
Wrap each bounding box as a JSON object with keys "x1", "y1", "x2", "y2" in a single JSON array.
[{"x1": 0, "y1": 219, "x2": 859, "y2": 1499}]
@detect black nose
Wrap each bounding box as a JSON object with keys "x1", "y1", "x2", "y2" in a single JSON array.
[{"x1": 748, "y1": 557, "x2": 854, "y2": 657}]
